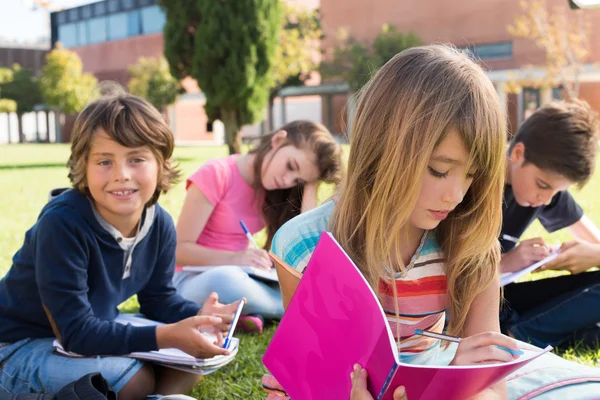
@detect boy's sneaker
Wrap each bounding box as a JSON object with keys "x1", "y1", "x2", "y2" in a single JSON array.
[
  {"x1": 236, "y1": 314, "x2": 264, "y2": 334},
  {"x1": 147, "y1": 395, "x2": 196, "y2": 400}
]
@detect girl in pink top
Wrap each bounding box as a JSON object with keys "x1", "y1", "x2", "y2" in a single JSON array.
[{"x1": 173, "y1": 120, "x2": 343, "y2": 333}]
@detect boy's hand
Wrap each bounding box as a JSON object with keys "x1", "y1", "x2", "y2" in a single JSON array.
[
  {"x1": 542, "y1": 240, "x2": 600, "y2": 274},
  {"x1": 350, "y1": 364, "x2": 407, "y2": 400},
  {"x1": 156, "y1": 315, "x2": 230, "y2": 358},
  {"x1": 500, "y1": 238, "x2": 550, "y2": 273},
  {"x1": 198, "y1": 292, "x2": 244, "y2": 333}
]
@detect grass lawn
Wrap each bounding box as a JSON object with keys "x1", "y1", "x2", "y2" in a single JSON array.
[{"x1": 1, "y1": 143, "x2": 599, "y2": 398}]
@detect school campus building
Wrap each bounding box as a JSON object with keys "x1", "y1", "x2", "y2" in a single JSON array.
[{"x1": 48, "y1": 0, "x2": 600, "y2": 142}]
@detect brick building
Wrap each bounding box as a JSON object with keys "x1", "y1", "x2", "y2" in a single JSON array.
[{"x1": 318, "y1": 0, "x2": 600, "y2": 135}]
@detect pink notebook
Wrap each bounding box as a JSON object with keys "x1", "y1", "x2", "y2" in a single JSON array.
[{"x1": 263, "y1": 232, "x2": 551, "y2": 400}]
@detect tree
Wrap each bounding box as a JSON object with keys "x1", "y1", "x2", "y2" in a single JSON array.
[
  {"x1": 267, "y1": 4, "x2": 323, "y2": 131},
  {"x1": 40, "y1": 44, "x2": 98, "y2": 115},
  {"x1": 161, "y1": 0, "x2": 282, "y2": 154},
  {"x1": 507, "y1": 0, "x2": 591, "y2": 99},
  {"x1": 128, "y1": 57, "x2": 179, "y2": 113},
  {"x1": 321, "y1": 25, "x2": 422, "y2": 92},
  {"x1": 0, "y1": 64, "x2": 43, "y2": 143}
]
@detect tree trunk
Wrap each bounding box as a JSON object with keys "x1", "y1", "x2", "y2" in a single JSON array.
[
  {"x1": 45, "y1": 110, "x2": 50, "y2": 143},
  {"x1": 17, "y1": 112, "x2": 24, "y2": 143},
  {"x1": 6, "y1": 113, "x2": 11, "y2": 144},
  {"x1": 266, "y1": 93, "x2": 275, "y2": 133},
  {"x1": 221, "y1": 108, "x2": 241, "y2": 154},
  {"x1": 35, "y1": 112, "x2": 40, "y2": 143}
]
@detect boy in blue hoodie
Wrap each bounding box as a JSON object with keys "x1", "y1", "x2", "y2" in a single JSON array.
[{"x1": 0, "y1": 86, "x2": 241, "y2": 399}]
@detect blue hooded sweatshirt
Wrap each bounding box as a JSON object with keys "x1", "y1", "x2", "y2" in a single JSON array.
[{"x1": 0, "y1": 189, "x2": 200, "y2": 356}]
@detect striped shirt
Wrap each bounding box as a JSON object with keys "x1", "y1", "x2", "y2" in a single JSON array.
[{"x1": 272, "y1": 201, "x2": 447, "y2": 362}]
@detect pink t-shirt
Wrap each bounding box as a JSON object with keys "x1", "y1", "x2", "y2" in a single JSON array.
[{"x1": 181, "y1": 155, "x2": 264, "y2": 267}]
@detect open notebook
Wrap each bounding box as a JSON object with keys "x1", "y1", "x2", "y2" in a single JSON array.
[
  {"x1": 53, "y1": 314, "x2": 239, "y2": 375},
  {"x1": 500, "y1": 252, "x2": 559, "y2": 287},
  {"x1": 182, "y1": 265, "x2": 278, "y2": 282},
  {"x1": 264, "y1": 232, "x2": 551, "y2": 400}
]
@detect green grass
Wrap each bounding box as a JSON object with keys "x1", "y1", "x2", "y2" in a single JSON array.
[{"x1": 1, "y1": 144, "x2": 600, "y2": 399}]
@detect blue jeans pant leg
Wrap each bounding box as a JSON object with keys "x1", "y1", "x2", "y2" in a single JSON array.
[
  {"x1": 173, "y1": 267, "x2": 284, "y2": 319},
  {"x1": 505, "y1": 281, "x2": 600, "y2": 348},
  {"x1": 0, "y1": 338, "x2": 143, "y2": 394}
]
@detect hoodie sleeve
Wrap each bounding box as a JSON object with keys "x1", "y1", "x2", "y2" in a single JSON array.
[
  {"x1": 137, "y1": 209, "x2": 200, "y2": 323},
  {"x1": 34, "y1": 208, "x2": 158, "y2": 356}
]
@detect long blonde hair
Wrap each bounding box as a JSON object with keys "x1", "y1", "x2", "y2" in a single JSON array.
[{"x1": 330, "y1": 45, "x2": 506, "y2": 337}]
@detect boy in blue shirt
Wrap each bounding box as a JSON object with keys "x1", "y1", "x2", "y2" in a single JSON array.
[{"x1": 0, "y1": 87, "x2": 241, "y2": 399}]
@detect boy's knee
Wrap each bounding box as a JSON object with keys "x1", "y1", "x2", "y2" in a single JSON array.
[{"x1": 118, "y1": 364, "x2": 155, "y2": 400}]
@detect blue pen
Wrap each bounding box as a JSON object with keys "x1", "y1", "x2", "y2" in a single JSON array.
[
  {"x1": 414, "y1": 329, "x2": 524, "y2": 356},
  {"x1": 223, "y1": 299, "x2": 245, "y2": 349},
  {"x1": 240, "y1": 220, "x2": 259, "y2": 249}
]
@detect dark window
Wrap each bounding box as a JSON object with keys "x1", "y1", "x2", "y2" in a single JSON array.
[
  {"x1": 82, "y1": 5, "x2": 92, "y2": 18},
  {"x1": 57, "y1": 12, "x2": 67, "y2": 24},
  {"x1": 108, "y1": 0, "x2": 120, "y2": 13},
  {"x1": 108, "y1": 12, "x2": 128, "y2": 40},
  {"x1": 523, "y1": 88, "x2": 541, "y2": 120},
  {"x1": 68, "y1": 8, "x2": 79, "y2": 22},
  {"x1": 88, "y1": 16, "x2": 107, "y2": 44},
  {"x1": 464, "y1": 42, "x2": 513, "y2": 61},
  {"x1": 140, "y1": 5, "x2": 166, "y2": 34},
  {"x1": 123, "y1": 0, "x2": 135, "y2": 9},
  {"x1": 94, "y1": 2, "x2": 106, "y2": 16}
]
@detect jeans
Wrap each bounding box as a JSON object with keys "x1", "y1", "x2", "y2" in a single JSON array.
[
  {"x1": 173, "y1": 267, "x2": 284, "y2": 319},
  {"x1": 500, "y1": 270, "x2": 600, "y2": 348},
  {"x1": 0, "y1": 338, "x2": 142, "y2": 394}
]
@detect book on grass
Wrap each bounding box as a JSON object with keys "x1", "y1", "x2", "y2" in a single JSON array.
[
  {"x1": 499, "y1": 252, "x2": 559, "y2": 287},
  {"x1": 263, "y1": 232, "x2": 552, "y2": 400},
  {"x1": 53, "y1": 314, "x2": 238, "y2": 375},
  {"x1": 182, "y1": 265, "x2": 278, "y2": 282}
]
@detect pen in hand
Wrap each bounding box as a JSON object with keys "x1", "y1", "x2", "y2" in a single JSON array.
[
  {"x1": 414, "y1": 329, "x2": 524, "y2": 356},
  {"x1": 240, "y1": 220, "x2": 259, "y2": 249}
]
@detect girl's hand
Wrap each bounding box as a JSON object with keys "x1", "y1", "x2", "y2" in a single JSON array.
[
  {"x1": 350, "y1": 364, "x2": 407, "y2": 400},
  {"x1": 231, "y1": 248, "x2": 272, "y2": 270},
  {"x1": 450, "y1": 331, "x2": 521, "y2": 365},
  {"x1": 156, "y1": 315, "x2": 230, "y2": 358},
  {"x1": 500, "y1": 238, "x2": 550, "y2": 273}
]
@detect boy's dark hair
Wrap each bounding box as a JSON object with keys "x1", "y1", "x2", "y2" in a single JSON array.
[
  {"x1": 67, "y1": 83, "x2": 180, "y2": 205},
  {"x1": 509, "y1": 99, "x2": 600, "y2": 188}
]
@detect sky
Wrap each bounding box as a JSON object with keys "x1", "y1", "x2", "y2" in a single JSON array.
[{"x1": 0, "y1": 0, "x2": 94, "y2": 45}]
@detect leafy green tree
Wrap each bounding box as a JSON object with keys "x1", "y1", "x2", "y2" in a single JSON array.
[
  {"x1": 321, "y1": 25, "x2": 422, "y2": 92},
  {"x1": 128, "y1": 57, "x2": 178, "y2": 113},
  {"x1": 161, "y1": 0, "x2": 281, "y2": 154},
  {"x1": 40, "y1": 44, "x2": 97, "y2": 115},
  {"x1": 1, "y1": 64, "x2": 43, "y2": 143},
  {"x1": 267, "y1": 4, "x2": 323, "y2": 130}
]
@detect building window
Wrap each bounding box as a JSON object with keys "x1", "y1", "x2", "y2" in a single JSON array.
[
  {"x1": 58, "y1": 22, "x2": 78, "y2": 48},
  {"x1": 77, "y1": 21, "x2": 89, "y2": 46},
  {"x1": 108, "y1": 0, "x2": 120, "y2": 13},
  {"x1": 68, "y1": 8, "x2": 79, "y2": 22},
  {"x1": 523, "y1": 88, "x2": 541, "y2": 120},
  {"x1": 108, "y1": 12, "x2": 129, "y2": 40},
  {"x1": 82, "y1": 5, "x2": 92, "y2": 18},
  {"x1": 88, "y1": 16, "x2": 107, "y2": 44},
  {"x1": 94, "y1": 2, "x2": 106, "y2": 16},
  {"x1": 128, "y1": 11, "x2": 141, "y2": 36},
  {"x1": 465, "y1": 42, "x2": 512, "y2": 61},
  {"x1": 141, "y1": 5, "x2": 166, "y2": 34},
  {"x1": 123, "y1": 0, "x2": 135, "y2": 9},
  {"x1": 57, "y1": 12, "x2": 67, "y2": 24}
]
